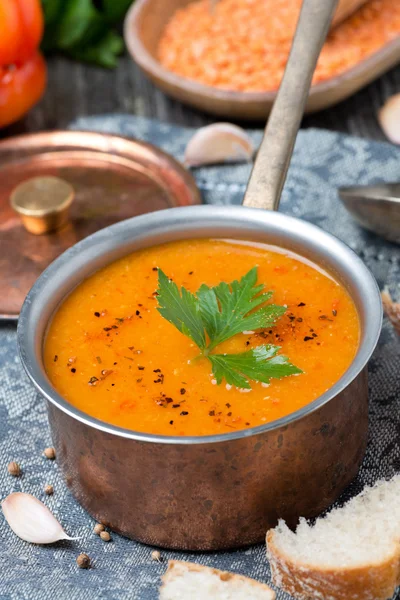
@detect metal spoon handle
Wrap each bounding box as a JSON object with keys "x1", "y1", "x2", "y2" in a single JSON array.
[{"x1": 243, "y1": 0, "x2": 339, "y2": 211}]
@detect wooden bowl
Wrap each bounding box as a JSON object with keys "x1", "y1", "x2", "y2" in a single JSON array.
[{"x1": 124, "y1": 0, "x2": 400, "y2": 120}]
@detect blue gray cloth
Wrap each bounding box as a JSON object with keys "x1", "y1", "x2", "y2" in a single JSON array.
[{"x1": 1, "y1": 115, "x2": 399, "y2": 600}]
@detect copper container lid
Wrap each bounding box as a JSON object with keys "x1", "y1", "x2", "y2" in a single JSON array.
[{"x1": 0, "y1": 130, "x2": 201, "y2": 319}]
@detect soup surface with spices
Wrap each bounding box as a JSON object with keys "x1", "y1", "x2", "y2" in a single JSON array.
[{"x1": 44, "y1": 239, "x2": 359, "y2": 436}]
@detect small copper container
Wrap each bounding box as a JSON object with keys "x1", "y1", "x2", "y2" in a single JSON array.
[
  {"x1": 17, "y1": 206, "x2": 382, "y2": 551},
  {"x1": 10, "y1": 176, "x2": 74, "y2": 235}
]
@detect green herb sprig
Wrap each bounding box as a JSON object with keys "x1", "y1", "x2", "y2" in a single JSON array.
[
  {"x1": 41, "y1": 0, "x2": 133, "y2": 68},
  {"x1": 156, "y1": 267, "x2": 302, "y2": 389}
]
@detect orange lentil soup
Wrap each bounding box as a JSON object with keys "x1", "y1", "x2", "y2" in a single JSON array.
[
  {"x1": 158, "y1": 0, "x2": 400, "y2": 92},
  {"x1": 44, "y1": 239, "x2": 359, "y2": 436}
]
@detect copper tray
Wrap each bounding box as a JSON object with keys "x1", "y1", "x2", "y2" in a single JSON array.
[{"x1": 0, "y1": 130, "x2": 201, "y2": 319}]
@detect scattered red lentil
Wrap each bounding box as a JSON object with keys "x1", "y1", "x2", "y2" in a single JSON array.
[{"x1": 158, "y1": 0, "x2": 400, "y2": 92}]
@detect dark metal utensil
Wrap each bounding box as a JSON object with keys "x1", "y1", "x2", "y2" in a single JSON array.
[{"x1": 339, "y1": 183, "x2": 400, "y2": 244}]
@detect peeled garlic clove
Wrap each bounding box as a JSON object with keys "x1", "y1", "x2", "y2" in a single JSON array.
[
  {"x1": 1, "y1": 492, "x2": 75, "y2": 544},
  {"x1": 184, "y1": 123, "x2": 254, "y2": 167},
  {"x1": 378, "y1": 94, "x2": 400, "y2": 145}
]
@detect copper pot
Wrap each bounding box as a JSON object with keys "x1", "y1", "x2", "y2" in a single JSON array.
[
  {"x1": 17, "y1": 0, "x2": 381, "y2": 550},
  {"x1": 17, "y1": 206, "x2": 381, "y2": 550}
]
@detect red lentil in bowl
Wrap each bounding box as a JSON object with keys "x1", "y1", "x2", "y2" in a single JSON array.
[{"x1": 158, "y1": 0, "x2": 400, "y2": 92}]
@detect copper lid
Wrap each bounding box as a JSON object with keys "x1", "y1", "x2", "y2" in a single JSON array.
[{"x1": 0, "y1": 130, "x2": 201, "y2": 319}]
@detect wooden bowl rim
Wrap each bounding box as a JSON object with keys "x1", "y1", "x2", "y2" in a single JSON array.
[{"x1": 124, "y1": 0, "x2": 400, "y2": 105}]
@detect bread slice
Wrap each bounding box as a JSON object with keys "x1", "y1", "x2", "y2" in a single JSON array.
[
  {"x1": 160, "y1": 560, "x2": 275, "y2": 599},
  {"x1": 266, "y1": 476, "x2": 400, "y2": 600}
]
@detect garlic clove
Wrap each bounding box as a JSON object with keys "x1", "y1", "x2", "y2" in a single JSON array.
[
  {"x1": 382, "y1": 289, "x2": 400, "y2": 335},
  {"x1": 378, "y1": 94, "x2": 400, "y2": 145},
  {"x1": 184, "y1": 123, "x2": 254, "y2": 167},
  {"x1": 1, "y1": 492, "x2": 75, "y2": 544}
]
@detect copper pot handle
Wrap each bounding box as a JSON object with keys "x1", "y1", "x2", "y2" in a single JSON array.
[{"x1": 243, "y1": 0, "x2": 339, "y2": 211}]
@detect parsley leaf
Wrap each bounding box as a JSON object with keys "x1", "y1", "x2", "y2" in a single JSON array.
[
  {"x1": 156, "y1": 269, "x2": 206, "y2": 351},
  {"x1": 197, "y1": 267, "x2": 285, "y2": 350},
  {"x1": 41, "y1": 0, "x2": 130, "y2": 68},
  {"x1": 156, "y1": 267, "x2": 303, "y2": 389},
  {"x1": 208, "y1": 345, "x2": 302, "y2": 390}
]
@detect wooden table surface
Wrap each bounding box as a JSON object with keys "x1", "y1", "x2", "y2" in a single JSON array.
[{"x1": 2, "y1": 54, "x2": 400, "y2": 140}]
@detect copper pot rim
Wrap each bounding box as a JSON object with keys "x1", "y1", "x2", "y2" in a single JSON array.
[{"x1": 17, "y1": 205, "x2": 382, "y2": 445}]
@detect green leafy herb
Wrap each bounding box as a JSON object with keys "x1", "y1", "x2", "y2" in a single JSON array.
[
  {"x1": 208, "y1": 346, "x2": 301, "y2": 390},
  {"x1": 156, "y1": 269, "x2": 206, "y2": 351},
  {"x1": 156, "y1": 267, "x2": 302, "y2": 389},
  {"x1": 67, "y1": 31, "x2": 124, "y2": 69},
  {"x1": 41, "y1": 0, "x2": 133, "y2": 68},
  {"x1": 197, "y1": 267, "x2": 286, "y2": 351}
]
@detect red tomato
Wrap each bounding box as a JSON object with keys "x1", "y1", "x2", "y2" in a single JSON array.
[
  {"x1": 0, "y1": 0, "x2": 44, "y2": 66},
  {"x1": 0, "y1": 52, "x2": 46, "y2": 128}
]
